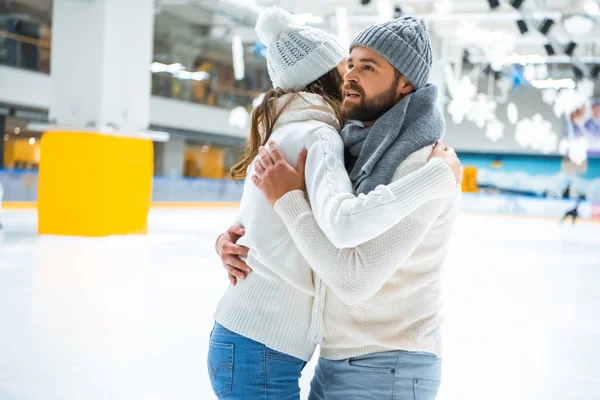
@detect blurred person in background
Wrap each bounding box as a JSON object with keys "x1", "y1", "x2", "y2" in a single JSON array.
[
  {"x1": 214, "y1": 10, "x2": 461, "y2": 400},
  {"x1": 561, "y1": 196, "x2": 583, "y2": 226}
]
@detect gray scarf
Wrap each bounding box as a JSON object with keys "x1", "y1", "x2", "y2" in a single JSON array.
[{"x1": 342, "y1": 84, "x2": 444, "y2": 195}]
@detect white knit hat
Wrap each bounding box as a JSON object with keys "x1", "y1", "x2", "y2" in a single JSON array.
[{"x1": 256, "y1": 7, "x2": 347, "y2": 90}]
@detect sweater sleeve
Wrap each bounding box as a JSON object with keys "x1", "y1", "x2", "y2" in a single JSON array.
[
  {"x1": 274, "y1": 190, "x2": 448, "y2": 305},
  {"x1": 302, "y1": 127, "x2": 456, "y2": 249}
]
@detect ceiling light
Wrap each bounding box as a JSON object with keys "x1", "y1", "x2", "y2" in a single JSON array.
[
  {"x1": 232, "y1": 35, "x2": 245, "y2": 81},
  {"x1": 565, "y1": 41, "x2": 577, "y2": 56},
  {"x1": 516, "y1": 20, "x2": 528, "y2": 34},
  {"x1": 29, "y1": 138, "x2": 35, "y2": 145},
  {"x1": 3, "y1": 134, "x2": 8, "y2": 141},
  {"x1": 538, "y1": 18, "x2": 554, "y2": 34},
  {"x1": 544, "y1": 44, "x2": 556, "y2": 56},
  {"x1": 487, "y1": 0, "x2": 500, "y2": 9},
  {"x1": 508, "y1": 53, "x2": 547, "y2": 65},
  {"x1": 531, "y1": 78, "x2": 576, "y2": 89},
  {"x1": 14, "y1": 127, "x2": 20, "y2": 134}
]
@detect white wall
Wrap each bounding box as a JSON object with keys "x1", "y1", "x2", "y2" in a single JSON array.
[
  {"x1": 149, "y1": 97, "x2": 246, "y2": 138},
  {"x1": 0, "y1": 66, "x2": 51, "y2": 110},
  {"x1": 443, "y1": 86, "x2": 564, "y2": 155}
]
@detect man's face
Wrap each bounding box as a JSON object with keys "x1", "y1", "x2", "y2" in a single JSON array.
[
  {"x1": 341, "y1": 46, "x2": 413, "y2": 123},
  {"x1": 592, "y1": 104, "x2": 600, "y2": 119}
]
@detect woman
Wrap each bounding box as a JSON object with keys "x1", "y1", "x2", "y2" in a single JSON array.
[{"x1": 208, "y1": 7, "x2": 458, "y2": 399}]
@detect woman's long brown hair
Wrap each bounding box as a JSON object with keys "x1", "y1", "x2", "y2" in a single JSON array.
[{"x1": 230, "y1": 68, "x2": 344, "y2": 182}]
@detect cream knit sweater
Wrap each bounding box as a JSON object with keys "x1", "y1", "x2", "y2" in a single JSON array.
[
  {"x1": 275, "y1": 146, "x2": 460, "y2": 360},
  {"x1": 214, "y1": 93, "x2": 457, "y2": 361}
]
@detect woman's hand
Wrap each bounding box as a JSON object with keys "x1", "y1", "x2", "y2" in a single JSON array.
[{"x1": 252, "y1": 141, "x2": 308, "y2": 206}]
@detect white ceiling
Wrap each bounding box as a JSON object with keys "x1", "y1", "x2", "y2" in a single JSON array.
[{"x1": 156, "y1": 0, "x2": 600, "y2": 64}]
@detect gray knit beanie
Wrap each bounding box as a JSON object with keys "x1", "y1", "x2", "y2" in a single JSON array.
[
  {"x1": 256, "y1": 7, "x2": 347, "y2": 90},
  {"x1": 351, "y1": 16, "x2": 432, "y2": 89}
]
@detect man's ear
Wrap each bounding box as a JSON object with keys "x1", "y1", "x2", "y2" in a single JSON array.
[
  {"x1": 397, "y1": 75, "x2": 414, "y2": 97},
  {"x1": 400, "y1": 76, "x2": 414, "y2": 93}
]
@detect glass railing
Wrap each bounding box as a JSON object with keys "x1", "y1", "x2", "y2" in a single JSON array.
[
  {"x1": 0, "y1": 29, "x2": 268, "y2": 110},
  {"x1": 0, "y1": 29, "x2": 51, "y2": 73},
  {"x1": 151, "y1": 72, "x2": 265, "y2": 110}
]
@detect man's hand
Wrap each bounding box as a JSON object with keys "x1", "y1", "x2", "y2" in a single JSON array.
[
  {"x1": 252, "y1": 141, "x2": 308, "y2": 206},
  {"x1": 429, "y1": 141, "x2": 462, "y2": 184},
  {"x1": 216, "y1": 225, "x2": 251, "y2": 286}
]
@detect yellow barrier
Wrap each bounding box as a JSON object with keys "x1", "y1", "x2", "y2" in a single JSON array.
[
  {"x1": 37, "y1": 131, "x2": 153, "y2": 236},
  {"x1": 461, "y1": 166, "x2": 479, "y2": 193}
]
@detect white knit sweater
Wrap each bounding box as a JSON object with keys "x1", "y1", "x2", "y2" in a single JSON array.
[
  {"x1": 214, "y1": 93, "x2": 457, "y2": 361},
  {"x1": 275, "y1": 146, "x2": 460, "y2": 360}
]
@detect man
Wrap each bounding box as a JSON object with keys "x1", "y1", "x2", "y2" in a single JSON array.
[{"x1": 217, "y1": 17, "x2": 460, "y2": 399}]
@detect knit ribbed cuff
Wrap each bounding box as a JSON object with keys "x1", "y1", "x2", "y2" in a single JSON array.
[{"x1": 274, "y1": 190, "x2": 312, "y2": 225}]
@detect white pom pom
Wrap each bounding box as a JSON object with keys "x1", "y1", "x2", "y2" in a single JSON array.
[{"x1": 255, "y1": 7, "x2": 295, "y2": 47}]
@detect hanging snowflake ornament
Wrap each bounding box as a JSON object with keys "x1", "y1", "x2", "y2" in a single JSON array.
[
  {"x1": 568, "y1": 137, "x2": 589, "y2": 165},
  {"x1": 448, "y1": 98, "x2": 472, "y2": 124},
  {"x1": 552, "y1": 79, "x2": 596, "y2": 118},
  {"x1": 514, "y1": 114, "x2": 559, "y2": 154},
  {"x1": 507, "y1": 102, "x2": 518, "y2": 125},
  {"x1": 542, "y1": 89, "x2": 557, "y2": 105},
  {"x1": 485, "y1": 119, "x2": 505, "y2": 142},
  {"x1": 445, "y1": 74, "x2": 477, "y2": 124},
  {"x1": 228, "y1": 106, "x2": 250, "y2": 129},
  {"x1": 558, "y1": 138, "x2": 570, "y2": 155},
  {"x1": 467, "y1": 94, "x2": 497, "y2": 128}
]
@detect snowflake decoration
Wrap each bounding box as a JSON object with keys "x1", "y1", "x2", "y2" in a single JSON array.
[
  {"x1": 485, "y1": 119, "x2": 505, "y2": 142},
  {"x1": 568, "y1": 138, "x2": 589, "y2": 165},
  {"x1": 553, "y1": 80, "x2": 596, "y2": 118},
  {"x1": 558, "y1": 138, "x2": 570, "y2": 155},
  {"x1": 507, "y1": 102, "x2": 518, "y2": 125},
  {"x1": 228, "y1": 106, "x2": 249, "y2": 129},
  {"x1": 514, "y1": 114, "x2": 559, "y2": 154},
  {"x1": 467, "y1": 94, "x2": 497, "y2": 128},
  {"x1": 542, "y1": 89, "x2": 557, "y2": 105},
  {"x1": 445, "y1": 73, "x2": 477, "y2": 124},
  {"x1": 447, "y1": 98, "x2": 471, "y2": 124}
]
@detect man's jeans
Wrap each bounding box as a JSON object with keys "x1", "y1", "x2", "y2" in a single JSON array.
[
  {"x1": 207, "y1": 322, "x2": 306, "y2": 399},
  {"x1": 309, "y1": 350, "x2": 442, "y2": 400}
]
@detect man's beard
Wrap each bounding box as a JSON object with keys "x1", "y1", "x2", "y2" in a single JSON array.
[{"x1": 342, "y1": 80, "x2": 399, "y2": 122}]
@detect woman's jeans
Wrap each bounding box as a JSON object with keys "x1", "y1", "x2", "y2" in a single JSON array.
[{"x1": 207, "y1": 322, "x2": 306, "y2": 399}]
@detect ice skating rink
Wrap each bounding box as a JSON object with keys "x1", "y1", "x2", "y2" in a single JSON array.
[{"x1": 0, "y1": 208, "x2": 599, "y2": 400}]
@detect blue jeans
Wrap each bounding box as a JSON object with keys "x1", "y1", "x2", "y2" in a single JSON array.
[
  {"x1": 309, "y1": 350, "x2": 442, "y2": 400},
  {"x1": 207, "y1": 322, "x2": 307, "y2": 399}
]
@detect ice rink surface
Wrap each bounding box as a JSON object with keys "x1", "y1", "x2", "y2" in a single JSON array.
[{"x1": 0, "y1": 208, "x2": 599, "y2": 400}]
